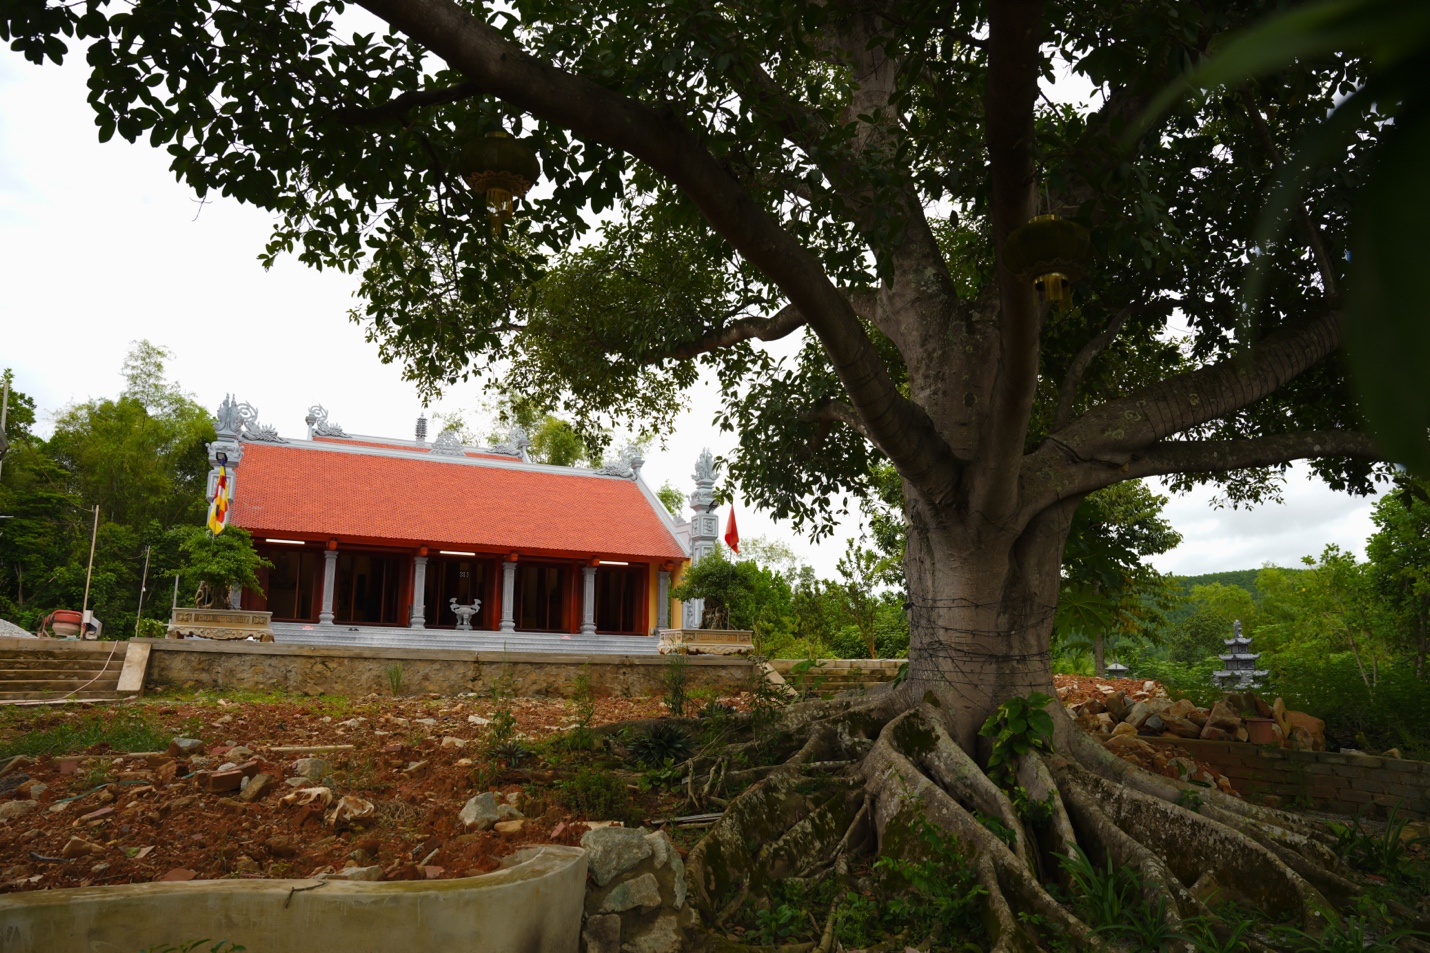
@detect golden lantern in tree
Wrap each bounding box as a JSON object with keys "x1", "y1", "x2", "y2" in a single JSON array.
[
  {"x1": 1001, "y1": 213, "x2": 1091, "y2": 309},
  {"x1": 455, "y1": 131, "x2": 540, "y2": 235}
]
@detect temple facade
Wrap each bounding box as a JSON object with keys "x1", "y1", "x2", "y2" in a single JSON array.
[{"x1": 206, "y1": 399, "x2": 718, "y2": 639}]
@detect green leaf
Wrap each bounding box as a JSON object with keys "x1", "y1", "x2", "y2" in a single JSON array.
[{"x1": 1344, "y1": 101, "x2": 1430, "y2": 474}]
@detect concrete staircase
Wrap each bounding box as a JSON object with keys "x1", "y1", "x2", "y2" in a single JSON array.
[
  {"x1": 271, "y1": 623, "x2": 662, "y2": 656},
  {"x1": 0, "y1": 638, "x2": 149, "y2": 702}
]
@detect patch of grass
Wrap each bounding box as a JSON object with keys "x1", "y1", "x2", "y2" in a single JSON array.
[
  {"x1": 385, "y1": 664, "x2": 404, "y2": 697},
  {"x1": 0, "y1": 709, "x2": 168, "y2": 759},
  {"x1": 139, "y1": 943, "x2": 245, "y2": 953}
]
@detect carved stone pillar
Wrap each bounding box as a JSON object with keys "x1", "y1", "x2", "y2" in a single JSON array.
[
  {"x1": 499, "y1": 559, "x2": 517, "y2": 633},
  {"x1": 410, "y1": 554, "x2": 428, "y2": 629},
  {"x1": 228, "y1": 585, "x2": 242, "y2": 610},
  {"x1": 319, "y1": 546, "x2": 339, "y2": 626},
  {"x1": 581, "y1": 566, "x2": 598, "y2": 635},
  {"x1": 657, "y1": 570, "x2": 671, "y2": 630}
]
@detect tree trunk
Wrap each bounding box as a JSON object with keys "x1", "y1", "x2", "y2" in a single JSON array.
[
  {"x1": 1093, "y1": 630, "x2": 1105, "y2": 678},
  {"x1": 900, "y1": 494, "x2": 1077, "y2": 752}
]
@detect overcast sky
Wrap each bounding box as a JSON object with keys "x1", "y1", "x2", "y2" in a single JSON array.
[{"x1": 0, "y1": 46, "x2": 1387, "y2": 580}]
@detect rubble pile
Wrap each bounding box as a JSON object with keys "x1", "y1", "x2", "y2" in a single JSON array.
[{"x1": 1057, "y1": 677, "x2": 1326, "y2": 752}]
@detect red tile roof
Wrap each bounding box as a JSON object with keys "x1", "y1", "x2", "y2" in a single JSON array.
[{"x1": 230, "y1": 443, "x2": 686, "y2": 561}]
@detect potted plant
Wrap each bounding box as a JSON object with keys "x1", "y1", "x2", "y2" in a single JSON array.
[{"x1": 167, "y1": 526, "x2": 277, "y2": 641}]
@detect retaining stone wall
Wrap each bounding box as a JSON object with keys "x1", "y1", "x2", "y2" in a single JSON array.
[
  {"x1": 144, "y1": 640, "x2": 754, "y2": 698},
  {"x1": 1144, "y1": 737, "x2": 1430, "y2": 818}
]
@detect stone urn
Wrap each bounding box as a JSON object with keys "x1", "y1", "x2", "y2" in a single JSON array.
[{"x1": 449, "y1": 598, "x2": 482, "y2": 631}]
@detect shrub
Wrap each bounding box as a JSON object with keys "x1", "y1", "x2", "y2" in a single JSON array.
[{"x1": 556, "y1": 767, "x2": 637, "y2": 823}]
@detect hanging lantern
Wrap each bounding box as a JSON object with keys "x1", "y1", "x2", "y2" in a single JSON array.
[
  {"x1": 1001, "y1": 213, "x2": 1091, "y2": 309},
  {"x1": 455, "y1": 131, "x2": 540, "y2": 235}
]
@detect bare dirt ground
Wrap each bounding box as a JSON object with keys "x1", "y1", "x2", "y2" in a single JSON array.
[
  {"x1": 0, "y1": 690, "x2": 715, "y2": 892},
  {"x1": 0, "y1": 674, "x2": 1369, "y2": 894}
]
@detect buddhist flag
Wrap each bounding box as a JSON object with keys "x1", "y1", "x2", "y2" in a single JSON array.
[
  {"x1": 724, "y1": 505, "x2": 740, "y2": 554},
  {"x1": 207, "y1": 466, "x2": 229, "y2": 534}
]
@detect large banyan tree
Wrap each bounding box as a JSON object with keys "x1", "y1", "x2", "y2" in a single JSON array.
[{"x1": 7, "y1": 0, "x2": 1415, "y2": 945}]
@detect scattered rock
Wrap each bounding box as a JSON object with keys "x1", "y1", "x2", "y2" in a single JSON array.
[
  {"x1": 1110, "y1": 722, "x2": 1137, "y2": 738},
  {"x1": 265, "y1": 835, "x2": 300, "y2": 858},
  {"x1": 1190, "y1": 870, "x2": 1225, "y2": 906},
  {"x1": 600, "y1": 872, "x2": 663, "y2": 913},
  {"x1": 403, "y1": 760, "x2": 429, "y2": 776},
  {"x1": 468, "y1": 715, "x2": 491, "y2": 726},
  {"x1": 581, "y1": 827, "x2": 653, "y2": 887},
  {"x1": 494, "y1": 819, "x2": 525, "y2": 835},
  {"x1": 458, "y1": 792, "x2": 521, "y2": 831},
  {"x1": 240, "y1": 773, "x2": 275, "y2": 802},
  {"x1": 227, "y1": 746, "x2": 254, "y2": 761},
  {"x1": 61, "y1": 836, "x2": 100, "y2": 858},
  {"x1": 234, "y1": 855, "x2": 260, "y2": 874},
  {"x1": 23, "y1": 781, "x2": 48, "y2": 800},
  {"x1": 1104, "y1": 692, "x2": 1129, "y2": 721},
  {"x1": 440, "y1": 737, "x2": 469, "y2": 749},
  {"x1": 290, "y1": 758, "x2": 332, "y2": 782},
  {"x1": 168, "y1": 738, "x2": 205, "y2": 757},
  {"x1": 0, "y1": 800, "x2": 38, "y2": 821},
  {"x1": 323, "y1": 864, "x2": 383, "y2": 881}
]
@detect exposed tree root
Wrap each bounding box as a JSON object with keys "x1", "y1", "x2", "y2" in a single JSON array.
[{"x1": 672, "y1": 692, "x2": 1404, "y2": 953}]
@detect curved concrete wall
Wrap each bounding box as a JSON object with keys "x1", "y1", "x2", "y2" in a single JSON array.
[{"x1": 0, "y1": 845, "x2": 586, "y2": 953}]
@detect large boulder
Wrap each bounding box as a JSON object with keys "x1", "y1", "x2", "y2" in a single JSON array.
[
  {"x1": 581, "y1": 827, "x2": 653, "y2": 887},
  {"x1": 581, "y1": 830, "x2": 691, "y2": 953},
  {"x1": 1284, "y1": 711, "x2": 1326, "y2": 751}
]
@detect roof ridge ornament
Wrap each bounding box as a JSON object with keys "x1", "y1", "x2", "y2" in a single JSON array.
[
  {"x1": 597, "y1": 444, "x2": 644, "y2": 479},
  {"x1": 305, "y1": 404, "x2": 347, "y2": 438},
  {"x1": 490, "y1": 425, "x2": 531, "y2": 458},
  {"x1": 215, "y1": 394, "x2": 284, "y2": 443},
  {"x1": 431, "y1": 427, "x2": 466, "y2": 456}
]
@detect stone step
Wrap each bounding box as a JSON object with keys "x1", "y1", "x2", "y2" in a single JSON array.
[
  {"x1": 0, "y1": 658, "x2": 124, "y2": 672},
  {"x1": 0, "y1": 668, "x2": 124, "y2": 684},
  {"x1": 0, "y1": 677, "x2": 122, "y2": 692},
  {"x1": 0, "y1": 689, "x2": 128, "y2": 702}
]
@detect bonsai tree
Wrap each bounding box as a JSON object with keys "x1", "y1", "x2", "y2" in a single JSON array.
[{"x1": 174, "y1": 526, "x2": 271, "y2": 609}]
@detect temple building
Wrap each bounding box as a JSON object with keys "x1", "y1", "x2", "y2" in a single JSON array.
[{"x1": 206, "y1": 398, "x2": 720, "y2": 644}]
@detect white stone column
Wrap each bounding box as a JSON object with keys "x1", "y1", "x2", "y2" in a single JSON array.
[
  {"x1": 319, "y1": 548, "x2": 339, "y2": 626},
  {"x1": 581, "y1": 566, "x2": 597, "y2": 635},
  {"x1": 499, "y1": 560, "x2": 517, "y2": 633},
  {"x1": 410, "y1": 555, "x2": 428, "y2": 629},
  {"x1": 228, "y1": 585, "x2": 242, "y2": 610},
  {"x1": 657, "y1": 570, "x2": 670, "y2": 630}
]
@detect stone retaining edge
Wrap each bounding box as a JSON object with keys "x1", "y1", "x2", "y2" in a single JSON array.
[{"x1": 0, "y1": 844, "x2": 587, "y2": 953}]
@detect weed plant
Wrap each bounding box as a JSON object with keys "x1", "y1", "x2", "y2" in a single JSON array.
[
  {"x1": 559, "y1": 666, "x2": 598, "y2": 752},
  {"x1": 662, "y1": 651, "x2": 689, "y2": 716},
  {"x1": 385, "y1": 664, "x2": 404, "y2": 696},
  {"x1": 1329, "y1": 803, "x2": 1427, "y2": 881},
  {"x1": 627, "y1": 723, "x2": 695, "y2": 768}
]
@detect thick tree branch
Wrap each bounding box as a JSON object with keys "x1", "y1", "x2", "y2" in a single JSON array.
[
  {"x1": 354, "y1": 0, "x2": 960, "y2": 498},
  {"x1": 1076, "y1": 431, "x2": 1383, "y2": 496},
  {"x1": 811, "y1": 400, "x2": 871, "y2": 442},
  {"x1": 1047, "y1": 308, "x2": 1341, "y2": 465},
  {"x1": 329, "y1": 81, "x2": 482, "y2": 125},
  {"x1": 973, "y1": 0, "x2": 1046, "y2": 521},
  {"x1": 1050, "y1": 308, "x2": 1130, "y2": 432},
  {"x1": 667, "y1": 303, "x2": 808, "y2": 360}
]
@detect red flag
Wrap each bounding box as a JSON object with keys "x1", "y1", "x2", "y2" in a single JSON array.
[{"x1": 724, "y1": 506, "x2": 740, "y2": 553}]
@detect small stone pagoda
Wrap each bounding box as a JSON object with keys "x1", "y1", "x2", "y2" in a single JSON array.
[{"x1": 1213, "y1": 619, "x2": 1268, "y2": 690}]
